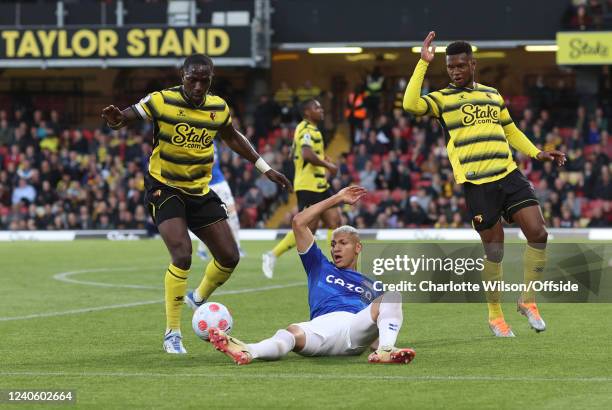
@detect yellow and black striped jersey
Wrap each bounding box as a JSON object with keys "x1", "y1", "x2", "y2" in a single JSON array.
[
  {"x1": 292, "y1": 120, "x2": 329, "y2": 192},
  {"x1": 133, "y1": 86, "x2": 231, "y2": 195},
  {"x1": 404, "y1": 60, "x2": 540, "y2": 185}
]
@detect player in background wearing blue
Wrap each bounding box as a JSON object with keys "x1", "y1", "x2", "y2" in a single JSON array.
[
  {"x1": 208, "y1": 186, "x2": 416, "y2": 365},
  {"x1": 196, "y1": 140, "x2": 245, "y2": 260}
]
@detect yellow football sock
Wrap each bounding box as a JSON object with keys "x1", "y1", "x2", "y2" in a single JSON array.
[
  {"x1": 522, "y1": 244, "x2": 546, "y2": 303},
  {"x1": 196, "y1": 259, "x2": 234, "y2": 301},
  {"x1": 272, "y1": 230, "x2": 296, "y2": 258},
  {"x1": 482, "y1": 259, "x2": 504, "y2": 321},
  {"x1": 165, "y1": 264, "x2": 189, "y2": 331}
]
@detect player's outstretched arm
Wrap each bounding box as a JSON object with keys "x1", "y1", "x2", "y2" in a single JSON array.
[
  {"x1": 218, "y1": 124, "x2": 293, "y2": 192},
  {"x1": 501, "y1": 110, "x2": 566, "y2": 166},
  {"x1": 403, "y1": 31, "x2": 437, "y2": 116},
  {"x1": 292, "y1": 186, "x2": 366, "y2": 253},
  {"x1": 101, "y1": 105, "x2": 140, "y2": 130}
]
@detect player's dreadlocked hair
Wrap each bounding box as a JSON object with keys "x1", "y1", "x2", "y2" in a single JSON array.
[
  {"x1": 445, "y1": 41, "x2": 473, "y2": 57},
  {"x1": 300, "y1": 98, "x2": 318, "y2": 116},
  {"x1": 182, "y1": 54, "x2": 214, "y2": 71}
]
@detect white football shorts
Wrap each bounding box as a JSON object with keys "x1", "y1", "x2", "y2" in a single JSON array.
[{"x1": 292, "y1": 305, "x2": 378, "y2": 356}]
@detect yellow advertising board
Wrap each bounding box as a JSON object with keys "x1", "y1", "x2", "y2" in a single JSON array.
[{"x1": 556, "y1": 31, "x2": 612, "y2": 65}]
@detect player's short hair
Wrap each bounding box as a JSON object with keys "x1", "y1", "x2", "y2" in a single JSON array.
[
  {"x1": 446, "y1": 41, "x2": 473, "y2": 57},
  {"x1": 182, "y1": 54, "x2": 214, "y2": 72},
  {"x1": 332, "y1": 225, "x2": 360, "y2": 241},
  {"x1": 300, "y1": 98, "x2": 318, "y2": 116}
]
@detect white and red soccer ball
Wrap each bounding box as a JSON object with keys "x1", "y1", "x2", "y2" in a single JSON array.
[{"x1": 192, "y1": 302, "x2": 233, "y2": 341}]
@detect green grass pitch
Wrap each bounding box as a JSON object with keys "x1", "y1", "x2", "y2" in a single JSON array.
[{"x1": 1, "y1": 240, "x2": 611, "y2": 409}]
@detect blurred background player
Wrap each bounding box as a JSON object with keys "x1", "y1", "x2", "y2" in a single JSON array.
[
  {"x1": 101, "y1": 54, "x2": 292, "y2": 354},
  {"x1": 197, "y1": 139, "x2": 245, "y2": 260},
  {"x1": 210, "y1": 186, "x2": 415, "y2": 365},
  {"x1": 403, "y1": 32, "x2": 566, "y2": 337},
  {"x1": 262, "y1": 99, "x2": 341, "y2": 278}
]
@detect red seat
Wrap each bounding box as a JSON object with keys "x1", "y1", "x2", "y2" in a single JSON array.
[
  {"x1": 346, "y1": 154, "x2": 355, "y2": 166},
  {"x1": 391, "y1": 189, "x2": 403, "y2": 202},
  {"x1": 371, "y1": 154, "x2": 382, "y2": 171},
  {"x1": 507, "y1": 95, "x2": 529, "y2": 115},
  {"x1": 584, "y1": 145, "x2": 596, "y2": 156},
  {"x1": 558, "y1": 127, "x2": 574, "y2": 140}
]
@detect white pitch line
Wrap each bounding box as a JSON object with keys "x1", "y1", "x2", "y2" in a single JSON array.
[
  {"x1": 0, "y1": 371, "x2": 610, "y2": 383},
  {"x1": 0, "y1": 282, "x2": 304, "y2": 322},
  {"x1": 53, "y1": 267, "x2": 160, "y2": 290}
]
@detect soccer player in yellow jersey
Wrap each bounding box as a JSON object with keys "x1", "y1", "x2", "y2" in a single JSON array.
[
  {"x1": 101, "y1": 54, "x2": 292, "y2": 354},
  {"x1": 403, "y1": 32, "x2": 566, "y2": 337},
  {"x1": 262, "y1": 99, "x2": 341, "y2": 278}
]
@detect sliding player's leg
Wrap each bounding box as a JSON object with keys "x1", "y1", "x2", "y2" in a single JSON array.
[
  {"x1": 349, "y1": 292, "x2": 415, "y2": 364},
  {"x1": 209, "y1": 324, "x2": 306, "y2": 365},
  {"x1": 511, "y1": 205, "x2": 548, "y2": 332}
]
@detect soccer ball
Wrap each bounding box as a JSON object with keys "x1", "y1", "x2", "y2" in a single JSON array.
[{"x1": 192, "y1": 302, "x2": 233, "y2": 341}]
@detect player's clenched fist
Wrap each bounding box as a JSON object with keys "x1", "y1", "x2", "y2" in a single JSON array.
[{"x1": 101, "y1": 105, "x2": 125, "y2": 128}]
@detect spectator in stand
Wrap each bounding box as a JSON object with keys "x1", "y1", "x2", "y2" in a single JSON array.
[
  {"x1": 588, "y1": 206, "x2": 608, "y2": 227},
  {"x1": 365, "y1": 66, "x2": 384, "y2": 119},
  {"x1": 254, "y1": 95, "x2": 279, "y2": 147},
  {"x1": 359, "y1": 161, "x2": 377, "y2": 191},
  {"x1": 569, "y1": 3, "x2": 592, "y2": 30},
  {"x1": 12, "y1": 178, "x2": 36, "y2": 205},
  {"x1": 295, "y1": 80, "x2": 321, "y2": 103},
  {"x1": 593, "y1": 165, "x2": 612, "y2": 199},
  {"x1": 274, "y1": 82, "x2": 296, "y2": 125}
]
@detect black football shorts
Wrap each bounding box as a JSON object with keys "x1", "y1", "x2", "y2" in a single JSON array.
[{"x1": 463, "y1": 169, "x2": 539, "y2": 231}]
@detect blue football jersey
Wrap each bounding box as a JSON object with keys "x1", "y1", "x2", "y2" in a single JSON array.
[
  {"x1": 210, "y1": 140, "x2": 225, "y2": 186},
  {"x1": 299, "y1": 241, "x2": 382, "y2": 319}
]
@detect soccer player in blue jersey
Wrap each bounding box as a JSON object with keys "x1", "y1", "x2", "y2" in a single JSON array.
[
  {"x1": 208, "y1": 186, "x2": 416, "y2": 365},
  {"x1": 195, "y1": 140, "x2": 245, "y2": 260}
]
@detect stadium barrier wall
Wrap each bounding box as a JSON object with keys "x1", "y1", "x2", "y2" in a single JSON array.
[{"x1": 1, "y1": 229, "x2": 611, "y2": 242}]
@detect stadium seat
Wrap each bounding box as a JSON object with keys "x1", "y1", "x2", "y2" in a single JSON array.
[
  {"x1": 559, "y1": 127, "x2": 574, "y2": 140},
  {"x1": 508, "y1": 95, "x2": 529, "y2": 116}
]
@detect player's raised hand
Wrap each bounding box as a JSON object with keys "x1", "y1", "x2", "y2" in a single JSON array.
[
  {"x1": 265, "y1": 169, "x2": 293, "y2": 192},
  {"x1": 537, "y1": 150, "x2": 566, "y2": 167},
  {"x1": 337, "y1": 186, "x2": 367, "y2": 205},
  {"x1": 101, "y1": 105, "x2": 125, "y2": 127},
  {"x1": 421, "y1": 31, "x2": 436, "y2": 63}
]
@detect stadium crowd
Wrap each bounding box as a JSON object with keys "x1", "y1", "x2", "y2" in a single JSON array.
[{"x1": 0, "y1": 67, "x2": 611, "y2": 230}]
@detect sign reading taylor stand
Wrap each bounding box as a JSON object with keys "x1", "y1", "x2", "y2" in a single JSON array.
[
  {"x1": 0, "y1": 26, "x2": 254, "y2": 67},
  {"x1": 556, "y1": 31, "x2": 612, "y2": 65}
]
